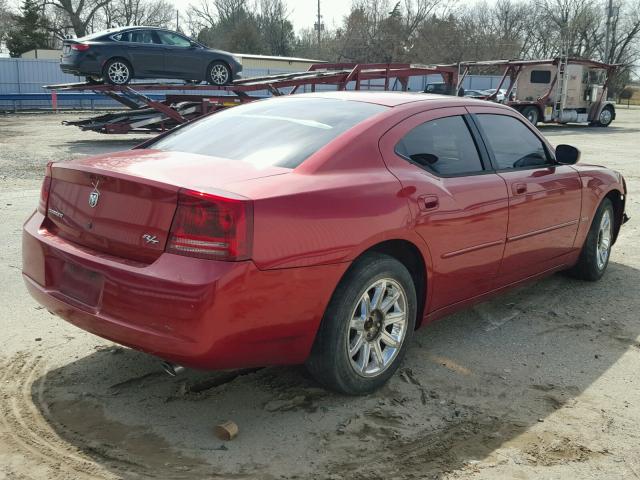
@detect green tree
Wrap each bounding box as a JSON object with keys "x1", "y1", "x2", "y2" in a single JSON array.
[{"x1": 6, "y1": 0, "x2": 49, "y2": 57}]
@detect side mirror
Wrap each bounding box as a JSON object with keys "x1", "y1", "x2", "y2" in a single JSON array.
[{"x1": 555, "y1": 144, "x2": 580, "y2": 165}]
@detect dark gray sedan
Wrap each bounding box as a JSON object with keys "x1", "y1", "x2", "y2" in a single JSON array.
[{"x1": 60, "y1": 26, "x2": 243, "y2": 86}]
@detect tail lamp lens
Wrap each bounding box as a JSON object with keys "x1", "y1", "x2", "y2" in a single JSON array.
[
  {"x1": 167, "y1": 189, "x2": 253, "y2": 261},
  {"x1": 38, "y1": 164, "x2": 53, "y2": 215},
  {"x1": 70, "y1": 43, "x2": 90, "y2": 51}
]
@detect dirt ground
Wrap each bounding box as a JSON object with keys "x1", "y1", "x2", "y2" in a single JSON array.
[{"x1": 0, "y1": 107, "x2": 639, "y2": 480}]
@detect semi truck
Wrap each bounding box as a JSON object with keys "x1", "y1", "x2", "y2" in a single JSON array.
[{"x1": 458, "y1": 58, "x2": 618, "y2": 127}]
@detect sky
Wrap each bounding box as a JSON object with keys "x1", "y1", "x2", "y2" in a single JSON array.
[{"x1": 171, "y1": 0, "x2": 360, "y2": 32}]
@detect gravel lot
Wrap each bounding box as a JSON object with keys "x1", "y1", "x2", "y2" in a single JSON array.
[{"x1": 1, "y1": 108, "x2": 639, "y2": 479}]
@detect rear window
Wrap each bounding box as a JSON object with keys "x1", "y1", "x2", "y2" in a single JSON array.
[{"x1": 151, "y1": 98, "x2": 388, "y2": 168}]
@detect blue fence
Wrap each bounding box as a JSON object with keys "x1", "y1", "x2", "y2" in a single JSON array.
[{"x1": 0, "y1": 58, "x2": 502, "y2": 110}]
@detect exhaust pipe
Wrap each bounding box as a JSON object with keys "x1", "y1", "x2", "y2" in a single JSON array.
[{"x1": 161, "y1": 361, "x2": 185, "y2": 377}]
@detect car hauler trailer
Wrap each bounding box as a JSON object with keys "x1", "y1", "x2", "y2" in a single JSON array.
[
  {"x1": 44, "y1": 62, "x2": 457, "y2": 134},
  {"x1": 457, "y1": 58, "x2": 618, "y2": 127}
]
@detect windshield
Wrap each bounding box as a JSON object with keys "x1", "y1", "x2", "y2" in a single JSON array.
[{"x1": 151, "y1": 97, "x2": 388, "y2": 168}]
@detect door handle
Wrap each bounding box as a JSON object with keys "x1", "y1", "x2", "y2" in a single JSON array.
[
  {"x1": 418, "y1": 195, "x2": 439, "y2": 211},
  {"x1": 512, "y1": 183, "x2": 527, "y2": 195}
]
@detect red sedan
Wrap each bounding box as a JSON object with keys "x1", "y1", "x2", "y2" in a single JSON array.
[{"x1": 23, "y1": 92, "x2": 628, "y2": 394}]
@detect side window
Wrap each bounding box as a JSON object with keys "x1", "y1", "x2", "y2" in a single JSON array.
[
  {"x1": 395, "y1": 115, "x2": 484, "y2": 176},
  {"x1": 157, "y1": 31, "x2": 192, "y2": 47},
  {"x1": 476, "y1": 114, "x2": 549, "y2": 169},
  {"x1": 130, "y1": 30, "x2": 158, "y2": 44},
  {"x1": 530, "y1": 70, "x2": 551, "y2": 84},
  {"x1": 112, "y1": 32, "x2": 130, "y2": 42}
]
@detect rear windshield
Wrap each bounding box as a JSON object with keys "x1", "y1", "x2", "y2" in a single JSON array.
[{"x1": 151, "y1": 97, "x2": 388, "y2": 168}]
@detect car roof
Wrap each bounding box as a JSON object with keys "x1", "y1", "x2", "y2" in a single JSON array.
[{"x1": 293, "y1": 91, "x2": 502, "y2": 108}]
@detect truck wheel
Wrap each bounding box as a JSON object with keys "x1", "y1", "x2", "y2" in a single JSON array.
[
  {"x1": 522, "y1": 106, "x2": 539, "y2": 126},
  {"x1": 306, "y1": 252, "x2": 417, "y2": 395},
  {"x1": 593, "y1": 106, "x2": 614, "y2": 127},
  {"x1": 567, "y1": 198, "x2": 614, "y2": 281}
]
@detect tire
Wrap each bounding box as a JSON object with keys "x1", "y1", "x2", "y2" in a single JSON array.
[
  {"x1": 568, "y1": 198, "x2": 614, "y2": 281},
  {"x1": 207, "y1": 61, "x2": 232, "y2": 86},
  {"x1": 103, "y1": 58, "x2": 132, "y2": 85},
  {"x1": 522, "y1": 106, "x2": 539, "y2": 126},
  {"x1": 592, "y1": 105, "x2": 614, "y2": 127},
  {"x1": 306, "y1": 252, "x2": 417, "y2": 395}
]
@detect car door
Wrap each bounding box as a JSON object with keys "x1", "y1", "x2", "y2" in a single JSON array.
[
  {"x1": 468, "y1": 106, "x2": 582, "y2": 285},
  {"x1": 127, "y1": 29, "x2": 165, "y2": 76},
  {"x1": 156, "y1": 30, "x2": 202, "y2": 79},
  {"x1": 379, "y1": 107, "x2": 509, "y2": 312}
]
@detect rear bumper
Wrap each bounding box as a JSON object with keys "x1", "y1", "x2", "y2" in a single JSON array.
[
  {"x1": 60, "y1": 55, "x2": 101, "y2": 77},
  {"x1": 23, "y1": 211, "x2": 347, "y2": 370}
]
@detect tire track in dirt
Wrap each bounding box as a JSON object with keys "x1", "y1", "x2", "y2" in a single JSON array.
[{"x1": 0, "y1": 352, "x2": 115, "y2": 479}]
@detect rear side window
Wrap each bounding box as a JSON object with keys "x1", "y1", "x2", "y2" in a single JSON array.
[
  {"x1": 130, "y1": 30, "x2": 158, "y2": 44},
  {"x1": 112, "y1": 32, "x2": 130, "y2": 42},
  {"x1": 476, "y1": 114, "x2": 549, "y2": 169},
  {"x1": 157, "y1": 31, "x2": 192, "y2": 47},
  {"x1": 530, "y1": 70, "x2": 551, "y2": 84},
  {"x1": 152, "y1": 98, "x2": 387, "y2": 169},
  {"x1": 395, "y1": 116, "x2": 484, "y2": 176}
]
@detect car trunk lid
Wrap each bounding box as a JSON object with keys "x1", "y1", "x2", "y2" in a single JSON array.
[{"x1": 46, "y1": 149, "x2": 288, "y2": 263}]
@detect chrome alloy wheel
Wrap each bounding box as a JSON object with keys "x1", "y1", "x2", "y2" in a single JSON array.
[
  {"x1": 108, "y1": 62, "x2": 130, "y2": 84},
  {"x1": 347, "y1": 278, "x2": 408, "y2": 377},
  {"x1": 596, "y1": 209, "x2": 612, "y2": 270},
  {"x1": 210, "y1": 64, "x2": 229, "y2": 85},
  {"x1": 599, "y1": 108, "x2": 613, "y2": 125}
]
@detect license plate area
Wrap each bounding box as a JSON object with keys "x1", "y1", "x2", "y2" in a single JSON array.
[{"x1": 59, "y1": 262, "x2": 104, "y2": 307}]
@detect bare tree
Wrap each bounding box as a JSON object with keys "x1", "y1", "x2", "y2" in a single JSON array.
[
  {"x1": 44, "y1": 0, "x2": 111, "y2": 37},
  {"x1": 101, "y1": 0, "x2": 174, "y2": 28},
  {"x1": 257, "y1": 0, "x2": 294, "y2": 55},
  {"x1": 604, "y1": 0, "x2": 640, "y2": 66},
  {"x1": 0, "y1": 0, "x2": 14, "y2": 41}
]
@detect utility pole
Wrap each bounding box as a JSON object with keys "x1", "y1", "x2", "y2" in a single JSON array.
[
  {"x1": 604, "y1": 0, "x2": 613, "y2": 64},
  {"x1": 315, "y1": 0, "x2": 322, "y2": 46},
  {"x1": 176, "y1": 9, "x2": 179, "y2": 32}
]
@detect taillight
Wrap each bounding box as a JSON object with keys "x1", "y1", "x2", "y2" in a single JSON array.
[
  {"x1": 37, "y1": 163, "x2": 53, "y2": 215},
  {"x1": 167, "y1": 189, "x2": 253, "y2": 261},
  {"x1": 70, "y1": 43, "x2": 90, "y2": 51}
]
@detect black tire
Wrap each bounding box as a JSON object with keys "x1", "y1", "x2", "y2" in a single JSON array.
[
  {"x1": 103, "y1": 58, "x2": 132, "y2": 85},
  {"x1": 522, "y1": 106, "x2": 539, "y2": 126},
  {"x1": 567, "y1": 198, "x2": 614, "y2": 281},
  {"x1": 206, "y1": 61, "x2": 232, "y2": 86},
  {"x1": 592, "y1": 105, "x2": 614, "y2": 127},
  {"x1": 306, "y1": 252, "x2": 417, "y2": 395}
]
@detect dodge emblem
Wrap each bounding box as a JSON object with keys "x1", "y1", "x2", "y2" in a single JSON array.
[{"x1": 88, "y1": 181, "x2": 100, "y2": 208}]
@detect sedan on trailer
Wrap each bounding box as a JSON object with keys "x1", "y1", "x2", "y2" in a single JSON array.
[
  {"x1": 23, "y1": 93, "x2": 628, "y2": 394},
  {"x1": 60, "y1": 26, "x2": 242, "y2": 86}
]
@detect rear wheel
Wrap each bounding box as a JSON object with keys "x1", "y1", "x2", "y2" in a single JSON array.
[
  {"x1": 521, "y1": 106, "x2": 539, "y2": 126},
  {"x1": 568, "y1": 198, "x2": 614, "y2": 281},
  {"x1": 207, "y1": 61, "x2": 232, "y2": 86},
  {"x1": 306, "y1": 253, "x2": 417, "y2": 395},
  {"x1": 103, "y1": 59, "x2": 132, "y2": 85}
]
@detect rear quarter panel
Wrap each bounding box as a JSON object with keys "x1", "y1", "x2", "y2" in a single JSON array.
[{"x1": 223, "y1": 122, "x2": 427, "y2": 271}]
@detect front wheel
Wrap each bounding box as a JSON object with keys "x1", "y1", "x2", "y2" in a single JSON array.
[
  {"x1": 306, "y1": 253, "x2": 417, "y2": 395},
  {"x1": 207, "y1": 61, "x2": 232, "y2": 86},
  {"x1": 568, "y1": 198, "x2": 614, "y2": 281},
  {"x1": 592, "y1": 106, "x2": 614, "y2": 127}
]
